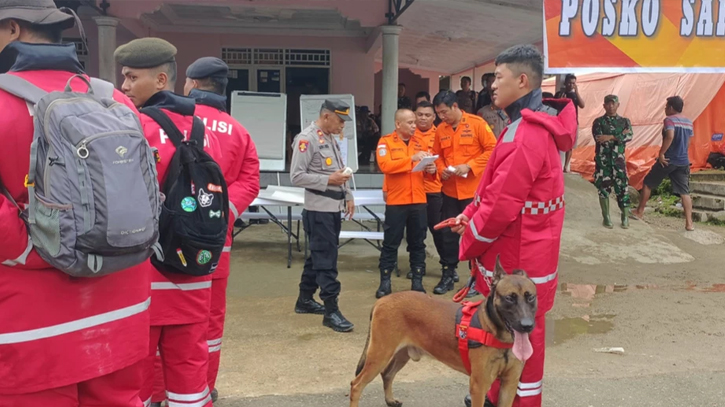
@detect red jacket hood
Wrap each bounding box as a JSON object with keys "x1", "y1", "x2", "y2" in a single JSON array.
[{"x1": 521, "y1": 97, "x2": 578, "y2": 152}]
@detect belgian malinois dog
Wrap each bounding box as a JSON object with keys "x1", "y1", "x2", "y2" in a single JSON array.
[{"x1": 350, "y1": 257, "x2": 537, "y2": 407}]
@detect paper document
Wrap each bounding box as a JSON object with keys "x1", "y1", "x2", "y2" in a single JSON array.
[{"x1": 412, "y1": 155, "x2": 439, "y2": 172}]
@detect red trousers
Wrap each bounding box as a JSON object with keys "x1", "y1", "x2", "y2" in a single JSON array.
[
  {"x1": 488, "y1": 313, "x2": 546, "y2": 407},
  {"x1": 207, "y1": 275, "x2": 228, "y2": 391},
  {"x1": 0, "y1": 361, "x2": 144, "y2": 407},
  {"x1": 142, "y1": 323, "x2": 212, "y2": 407}
]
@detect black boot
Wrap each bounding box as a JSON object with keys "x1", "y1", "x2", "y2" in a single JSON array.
[
  {"x1": 453, "y1": 268, "x2": 460, "y2": 283},
  {"x1": 295, "y1": 292, "x2": 325, "y2": 315},
  {"x1": 376, "y1": 269, "x2": 392, "y2": 298},
  {"x1": 433, "y1": 266, "x2": 455, "y2": 295},
  {"x1": 410, "y1": 268, "x2": 426, "y2": 293},
  {"x1": 211, "y1": 388, "x2": 218, "y2": 402},
  {"x1": 464, "y1": 394, "x2": 496, "y2": 407},
  {"x1": 407, "y1": 269, "x2": 426, "y2": 279},
  {"x1": 150, "y1": 403, "x2": 161, "y2": 407},
  {"x1": 322, "y1": 298, "x2": 354, "y2": 332}
]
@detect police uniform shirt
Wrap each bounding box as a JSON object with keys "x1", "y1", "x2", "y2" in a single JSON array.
[{"x1": 290, "y1": 122, "x2": 352, "y2": 212}]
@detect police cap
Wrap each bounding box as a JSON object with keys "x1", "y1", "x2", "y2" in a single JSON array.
[
  {"x1": 114, "y1": 38, "x2": 177, "y2": 69},
  {"x1": 322, "y1": 99, "x2": 352, "y2": 122}
]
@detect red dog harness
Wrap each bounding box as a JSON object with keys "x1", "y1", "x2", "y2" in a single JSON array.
[{"x1": 456, "y1": 300, "x2": 514, "y2": 374}]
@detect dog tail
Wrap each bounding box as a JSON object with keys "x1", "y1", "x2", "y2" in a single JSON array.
[{"x1": 355, "y1": 305, "x2": 376, "y2": 376}]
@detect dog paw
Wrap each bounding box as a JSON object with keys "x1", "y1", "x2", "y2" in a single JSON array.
[{"x1": 385, "y1": 399, "x2": 402, "y2": 407}]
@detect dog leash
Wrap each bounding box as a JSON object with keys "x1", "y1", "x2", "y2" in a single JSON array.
[{"x1": 452, "y1": 259, "x2": 492, "y2": 303}]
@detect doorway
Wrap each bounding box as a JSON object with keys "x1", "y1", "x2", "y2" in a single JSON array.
[{"x1": 226, "y1": 68, "x2": 250, "y2": 112}]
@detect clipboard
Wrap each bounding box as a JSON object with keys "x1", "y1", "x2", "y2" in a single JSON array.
[{"x1": 412, "y1": 155, "x2": 439, "y2": 172}]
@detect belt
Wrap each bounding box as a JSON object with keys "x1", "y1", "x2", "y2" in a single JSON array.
[{"x1": 306, "y1": 188, "x2": 345, "y2": 201}]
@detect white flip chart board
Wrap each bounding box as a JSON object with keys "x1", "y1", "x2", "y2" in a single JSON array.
[
  {"x1": 299, "y1": 94, "x2": 359, "y2": 172},
  {"x1": 230, "y1": 91, "x2": 287, "y2": 172}
]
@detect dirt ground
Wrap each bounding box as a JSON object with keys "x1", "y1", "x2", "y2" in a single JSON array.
[{"x1": 213, "y1": 174, "x2": 725, "y2": 407}]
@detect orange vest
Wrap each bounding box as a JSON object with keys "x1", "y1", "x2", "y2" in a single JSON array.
[
  {"x1": 377, "y1": 132, "x2": 429, "y2": 205},
  {"x1": 417, "y1": 126, "x2": 442, "y2": 194},
  {"x1": 433, "y1": 112, "x2": 497, "y2": 200}
]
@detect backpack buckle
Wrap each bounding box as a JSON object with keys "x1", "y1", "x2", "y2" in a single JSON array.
[{"x1": 24, "y1": 175, "x2": 34, "y2": 188}]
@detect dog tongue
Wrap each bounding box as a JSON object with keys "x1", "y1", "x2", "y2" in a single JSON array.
[{"x1": 512, "y1": 331, "x2": 533, "y2": 362}]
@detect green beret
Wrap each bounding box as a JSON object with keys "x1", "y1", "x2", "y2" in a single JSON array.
[{"x1": 114, "y1": 38, "x2": 177, "y2": 69}]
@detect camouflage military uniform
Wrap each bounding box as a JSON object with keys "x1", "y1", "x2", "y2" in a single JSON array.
[{"x1": 592, "y1": 114, "x2": 633, "y2": 207}]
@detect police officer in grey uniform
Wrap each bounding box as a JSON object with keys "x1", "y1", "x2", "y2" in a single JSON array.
[{"x1": 291, "y1": 99, "x2": 355, "y2": 332}]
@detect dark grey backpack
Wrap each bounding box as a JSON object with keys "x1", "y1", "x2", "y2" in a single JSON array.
[{"x1": 0, "y1": 74, "x2": 162, "y2": 277}]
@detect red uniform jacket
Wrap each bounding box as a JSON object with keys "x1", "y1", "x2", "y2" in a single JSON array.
[
  {"x1": 139, "y1": 91, "x2": 223, "y2": 326},
  {"x1": 191, "y1": 90, "x2": 260, "y2": 279},
  {"x1": 0, "y1": 42, "x2": 151, "y2": 394},
  {"x1": 459, "y1": 91, "x2": 577, "y2": 315}
]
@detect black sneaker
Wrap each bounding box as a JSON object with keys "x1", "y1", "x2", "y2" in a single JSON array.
[
  {"x1": 323, "y1": 310, "x2": 354, "y2": 332},
  {"x1": 295, "y1": 298, "x2": 325, "y2": 315}
]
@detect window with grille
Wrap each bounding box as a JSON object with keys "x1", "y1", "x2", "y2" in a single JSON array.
[
  {"x1": 222, "y1": 48, "x2": 253, "y2": 65},
  {"x1": 222, "y1": 48, "x2": 330, "y2": 67},
  {"x1": 285, "y1": 49, "x2": 330, "y2": 67},
  {"x1": 253, "y1": 48, "x2": 284, "y2": 65}
]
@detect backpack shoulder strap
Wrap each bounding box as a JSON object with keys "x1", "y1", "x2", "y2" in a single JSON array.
[
  {"x1": 0, "y1": 73, "x2": 46, "y2": 104},
  {"x1": 190, "y1": 116, "x2": 206, "y2": 151},
  {"x1": 89, "y1": 78, "x2": 116, "y2": 100},
  {"x1": 141, "y1": 107, "x2": 184, "y2": 148}
]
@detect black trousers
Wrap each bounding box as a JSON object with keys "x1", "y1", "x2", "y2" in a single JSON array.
[
  {"x1": 379, "y1": 204, "x2": 428, "y2": 272},
  {"x1": 426, "y1": 193, "x2": 445, "y2": 264},
  {"x1": 440, "y1": 194, "x2": 473, "y2": 268},
  {"x1": 300, "y1": 210, "x2": 342, "y2": 301}
]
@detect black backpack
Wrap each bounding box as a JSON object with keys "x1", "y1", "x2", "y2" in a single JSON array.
[{"x1": 141, "y1": 107, "x2": 229, "y2": 276}]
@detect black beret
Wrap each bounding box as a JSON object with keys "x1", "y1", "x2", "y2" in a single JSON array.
[
  {"x1": 186, "y1": 57, "x2": 228, "y2": 79},
  {"x1": 114, "y1": 38, "x2": 177, "y2": 69},
  {"x1": 322, "y1": 99, "x2": 352, "y2": 122}
]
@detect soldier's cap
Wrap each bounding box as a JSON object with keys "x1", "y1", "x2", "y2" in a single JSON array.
[
  {"x1": 604, "y1": 95, "x2": 619, "y2": 103},
  {"x1": 0, "y1": 0, "x2": 74, "y2": 28},
  {"x1": 322, "y1": 99, "x2": 352, "y2": 122},
  {"x1": 114, "y1": 38, "x2": 177, "y2": 69},
  {"x1": 186, "y1": 57, "x2": 228, "y2": 80}
]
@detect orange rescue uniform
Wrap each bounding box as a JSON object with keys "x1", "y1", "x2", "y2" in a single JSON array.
[
  {"x1": 433, "y1": 113, "x2": 497, "y2": 199},
  {"x1": 417, "y1": 126, "x2": 442, "y2": 194},
  {"x1": 377, "y1": 132, "x2": 433, "y2": 205}
]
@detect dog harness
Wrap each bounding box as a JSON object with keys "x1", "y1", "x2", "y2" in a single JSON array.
[{"x1": 456, "y1": 300, "x2": 514, "y2": 374}]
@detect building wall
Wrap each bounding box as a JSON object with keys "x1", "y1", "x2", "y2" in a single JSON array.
[{"x1": 73, "y1": 18, "x2": 376, "y2": 108}]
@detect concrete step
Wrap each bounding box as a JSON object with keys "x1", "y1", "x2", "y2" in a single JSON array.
[
  {"x1": 691, "y1": 181, "x2": 725, "y2": 196},
  {"x1": 691, "y1": 193, "x2": 725, "y2": 211},
  {"x1": 656, "y1": 206, "x2": 725, "y2": 222},
  {"x1": 691, "y1": 170, "x2": 725, "y2": 182}
]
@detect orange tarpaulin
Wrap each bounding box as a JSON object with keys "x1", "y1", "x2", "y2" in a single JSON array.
[{"x1": 543, "y1": 74, "x2": 725, "y2": 189}]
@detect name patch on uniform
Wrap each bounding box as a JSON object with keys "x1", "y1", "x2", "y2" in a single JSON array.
[
  {"x1": 207, "y1": 183, "x2": 223, "y2": 193},
  {"x1": 299, "y1": 139, "x2": 309, "y2": 152},
  {"x1": 325, "y1": 157, "x2": 333, "y2": 166}
]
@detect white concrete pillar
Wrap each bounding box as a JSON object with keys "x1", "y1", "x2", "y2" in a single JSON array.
[
  {"x1": 93, "y1": 16, "x2": 120, "y2": 86},
  {"x1": 381, "y1": 25, "x2": 403, "y2": 135}
]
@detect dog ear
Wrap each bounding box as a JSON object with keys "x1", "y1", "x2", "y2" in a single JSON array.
[
  {"x1": 512, "y1": 269, "x2": 528, "y2": 278},
  {"x1": 493, "y1": 254, "x2": 506, "y2": 282}
]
